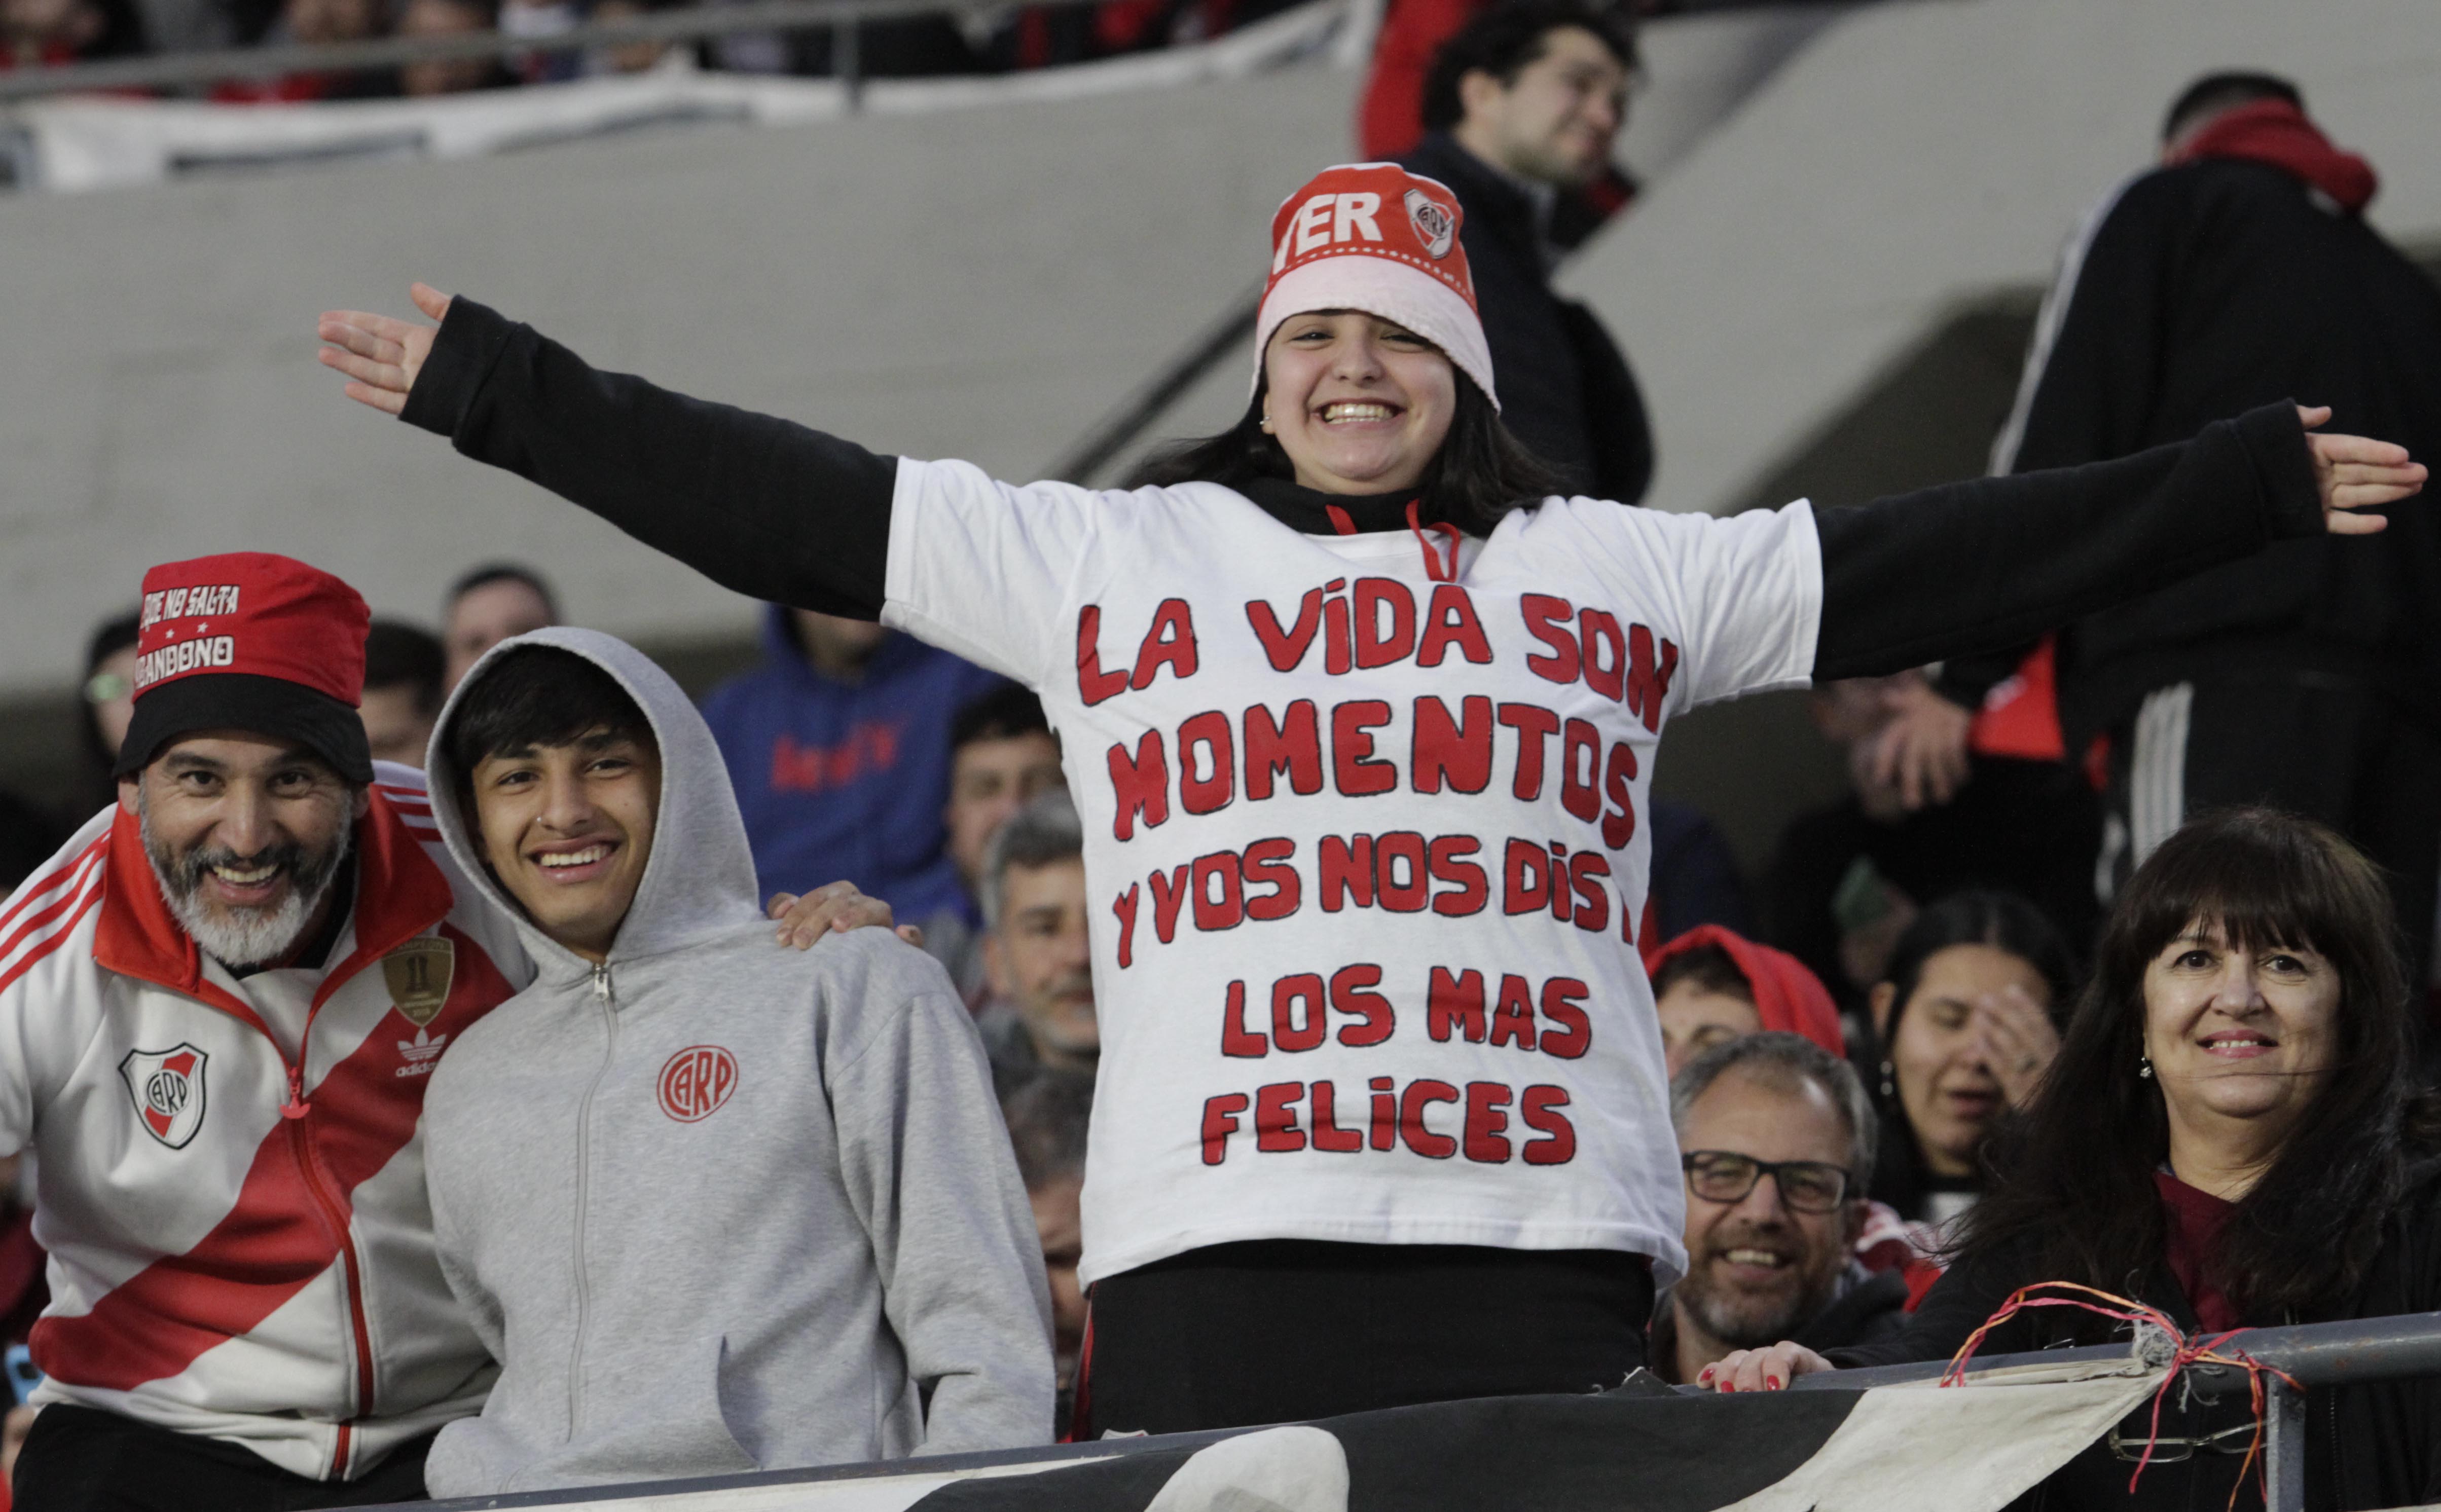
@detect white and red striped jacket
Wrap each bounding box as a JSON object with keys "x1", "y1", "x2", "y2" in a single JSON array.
[{"x1": 0, "y1": 763, "x2": 531, "y2": 1480}]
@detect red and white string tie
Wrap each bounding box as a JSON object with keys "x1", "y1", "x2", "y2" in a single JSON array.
[{"x1": 1942, "y1": 1281, "x2": 2300, "y2": 1511}]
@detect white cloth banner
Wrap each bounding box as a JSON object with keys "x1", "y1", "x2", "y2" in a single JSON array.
[{"x1": 1722, "y1": 1359, "x2": 2175, "y2": 1512}]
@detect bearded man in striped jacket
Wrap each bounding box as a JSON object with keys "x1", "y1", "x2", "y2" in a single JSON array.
[{"x1": 0, "y1": 552, "x2": 897, "y2": 1512}]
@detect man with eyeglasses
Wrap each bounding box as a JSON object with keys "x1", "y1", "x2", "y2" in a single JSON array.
[{"x1": 1654, "y1": 1034, "x2": 1909, "y2": 1386}]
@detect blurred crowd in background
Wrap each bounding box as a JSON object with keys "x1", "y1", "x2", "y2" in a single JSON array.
[{"x1": 0, "y1": 0, "x2": 1790, "y2": 98}]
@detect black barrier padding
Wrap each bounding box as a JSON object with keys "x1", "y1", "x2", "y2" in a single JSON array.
[
  {"x1": 1339, "y1": 1388, "x2": 1862, "y2": 1511},
  {"x1": 903, "y1": 1387, "x2": 1865, "y2": 1511},
  {"x1": 910, "y1": 1443, "x2": 1208, "y2": 1511}
]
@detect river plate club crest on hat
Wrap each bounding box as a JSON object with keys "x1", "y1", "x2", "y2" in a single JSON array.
[
  {"x1": 1405, "y1": 188, "x2": 1455, "y2": 259},
  {"x1": 121, "y1": 1045, "x2": 208, "y2": 1149}
]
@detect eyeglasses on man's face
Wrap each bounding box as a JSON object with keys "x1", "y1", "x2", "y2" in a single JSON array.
[{"x1": 1680, "y1": 1151, "x2": 1854, "y2": 1214}]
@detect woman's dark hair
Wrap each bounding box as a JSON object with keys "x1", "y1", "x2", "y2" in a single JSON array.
[
  {"x1": 1957, "y1": 808, "x2": 2431, "y2": 1322},
  {"x1": 1419, "y1": 0, "x2": 1638, "y2": 134},
  {"x1": 1866, "y1": 890, "x2": 2076, "y2": 1215},
  {"x1": 444, "y1": 646, "x2": 653, "y2": 799},
  {"x1": 1126, "y1": 371, "x2": 1570, "y2": 536},
  {"x1": 1876, "y1": 890, "x2": 2079, "y2": 1054}
]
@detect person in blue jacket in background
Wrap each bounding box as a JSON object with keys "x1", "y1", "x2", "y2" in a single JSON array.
[{"x1": 702, "y1": 604, "x2": 1010, "y2": 916}]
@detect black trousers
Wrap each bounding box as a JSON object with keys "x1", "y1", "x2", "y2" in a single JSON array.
[
  {"x1": 13, "y1": 1404, "x2": 431, "y2": 1512},
  {"x1": 1077, "y1": 1240, "x2": 1654, "y2": 1436}
]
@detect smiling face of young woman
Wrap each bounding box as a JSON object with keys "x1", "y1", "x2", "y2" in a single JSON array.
[
  {"x1": 1261, "y1": 310, "x2": 1459, "y2": 496},
  {"x1": 2142, "y1": 918, "x2": 2341, "y2": 1177}
]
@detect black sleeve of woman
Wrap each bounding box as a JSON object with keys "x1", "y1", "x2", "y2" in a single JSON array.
[
  {"x1": 1818, "y1": 1250, "x2": 2032, "y2": 1371},
  {"x1": 1809, "y1": 403, "x2": 2323, "y2": 680},
  {"x1": 404, "y1": 300, "x2": 2322, "y2": 658},
  {"x1": 400, "y1": 297, "x2": 900, "y2": 619}
]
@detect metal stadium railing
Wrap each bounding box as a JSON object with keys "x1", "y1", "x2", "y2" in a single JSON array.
[
  {"x1": 1779, "y1": 1310, "x2": 2441, "y2": 1512},
  {"x1": 0, "y1": 0, "x2": 1094, "y2": 104},
  {"x1": 373, "y1": 1310, "x2": 2441, "y2": 1512}
]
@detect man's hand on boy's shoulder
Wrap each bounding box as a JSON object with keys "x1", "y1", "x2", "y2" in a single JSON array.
[{"x1": 767, "y1": 881, "x2": 926, "y2": 952}]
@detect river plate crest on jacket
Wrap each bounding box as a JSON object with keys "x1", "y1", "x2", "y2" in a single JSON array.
[
  {"x1": 385, "y1": 936, "x2": 455, "y2": 1072},
  {"x1": 120, "y1": 1044, "x2": 209, "y2": 1149}
]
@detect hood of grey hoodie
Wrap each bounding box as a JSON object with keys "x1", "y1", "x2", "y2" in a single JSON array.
[{"x1": 426, "y1": 626, "x2": 762, "y2": 983}]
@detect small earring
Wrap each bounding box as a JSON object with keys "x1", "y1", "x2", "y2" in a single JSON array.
[
  {"x1": 2138, "y1": 1055, "x2": 2154, "y2": 1080},
  {"x1": 1259, "y1": 415, "x2": 1274, "y2": 433},
  {"x1": 1879, "y1": 1060, "x2": 1896, "y2": 1101}
]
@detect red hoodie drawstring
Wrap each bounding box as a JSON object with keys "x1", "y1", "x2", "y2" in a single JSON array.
[
  {"x1": 1322, "y1": 499, "x2": 1459, "y2": 582},
  {"x1": 1406, "y1": 500, "x2": 1461, "y2": 582}
]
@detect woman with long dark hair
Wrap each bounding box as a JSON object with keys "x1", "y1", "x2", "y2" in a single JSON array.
[
  {"x1": 1865, "y1": 891, "x2": 2076, "y2": 1228},
  {"x1": 316, "y1": 161, "x2": 2424, "y2": 1437},
  {"x1": 1703, "y1": 808, "x2": 2441, "y2": 1508}
]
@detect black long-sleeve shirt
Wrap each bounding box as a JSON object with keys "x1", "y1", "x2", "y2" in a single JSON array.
[{"x1": 402, "y1": 298, "x2": 2324, "y2": 681}]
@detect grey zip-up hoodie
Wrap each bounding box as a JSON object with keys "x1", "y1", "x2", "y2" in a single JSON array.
[{"x1": 418, "y1": 628, "x2": 1052, "y2": 1498}]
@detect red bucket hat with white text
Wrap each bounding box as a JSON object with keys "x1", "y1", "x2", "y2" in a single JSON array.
[
  {"x1": 1254, "y1": 162, "x2": 1499, "y2": 409},
  {"x1": 114, "y1": 552, "x2": 375, "y2": 784}
]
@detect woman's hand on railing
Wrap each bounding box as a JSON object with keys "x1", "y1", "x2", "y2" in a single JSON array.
[
  {"x1": 318, "y1": 283, "x2": 453, "y2": 416},
  {"x1": 1695, "y1": 1341, "x2": 1834, "y2": 1393},
  {"x1": 2299, "y1": 404, "x2": 2425, "y2": 533}
]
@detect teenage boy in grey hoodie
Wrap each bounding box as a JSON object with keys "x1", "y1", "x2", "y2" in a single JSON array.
[{"x1": 418, "y1": 628, "x2": 1052, "y2": 1498}]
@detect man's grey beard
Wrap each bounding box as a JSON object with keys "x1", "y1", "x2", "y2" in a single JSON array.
[
  {"x1": 1676, "y1": 1243, "x2": 1843, "y2": 1351},
  {"x1": 1678, "y1": 1278, "x2": 1815, "y2": 1352},
  {"x1": 139, "y1": 789, "x2": 355, "y2": 970}
]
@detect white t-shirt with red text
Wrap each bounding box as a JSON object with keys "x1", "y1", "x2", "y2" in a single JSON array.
[{"x1": 884, "y1": 465, "x2": 1820, "y2": 1285}]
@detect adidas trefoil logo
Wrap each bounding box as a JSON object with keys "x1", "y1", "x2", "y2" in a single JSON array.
[{"x1": 395, "y1": 1026, "x2": 449, "y2": 1079}]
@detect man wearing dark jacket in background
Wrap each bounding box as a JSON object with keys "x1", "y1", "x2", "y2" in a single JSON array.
[
  {"x1": 1926, "y1": 72, "x2": 2441, "y2": 980},
  {"x1": 1401, "y1": 0, "x2": 1652, "y2": 503}
]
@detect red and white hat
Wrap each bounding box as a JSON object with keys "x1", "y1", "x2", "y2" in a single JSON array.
[
  {"x1": 1254, "y1": 162, "x2": 1498, "y2": 409},
  {"x1": 115, "y1": 552, "x2": 375, "y2": 783}
]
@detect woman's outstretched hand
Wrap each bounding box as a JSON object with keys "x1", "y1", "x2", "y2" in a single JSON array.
[
  {"x1": 318, "y1": 283, "x2": 453, "y2": 416},
  {"x1": 1694, "y1": 1342, "x2": 1835, "y2": 1393},
  {"x1": 2300, "y1": 405, "x2": 2425, "y2": 533}
]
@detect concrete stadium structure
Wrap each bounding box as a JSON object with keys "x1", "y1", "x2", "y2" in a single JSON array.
[{"x1": 2, "y1": 0, "x2": 2436, "y2": 860}]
